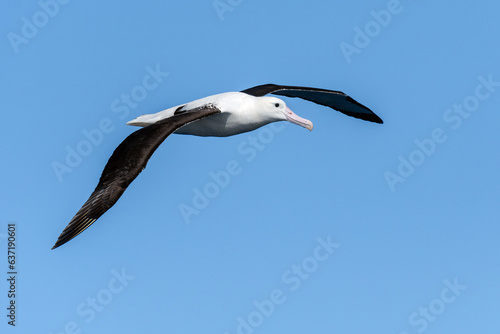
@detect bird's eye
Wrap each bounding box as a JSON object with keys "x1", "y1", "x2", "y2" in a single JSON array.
[{"x1": 275, "y1": 103, "x2": 280, "y2": 107}]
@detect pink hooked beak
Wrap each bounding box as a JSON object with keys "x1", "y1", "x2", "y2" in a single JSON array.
[{"x1": 284, "y1": 106, "x2": 314, "y2": 131}]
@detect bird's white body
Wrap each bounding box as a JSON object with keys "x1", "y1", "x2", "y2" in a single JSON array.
[{"x1": 127, "y1": 92, "x2": 313, "y2": 137}]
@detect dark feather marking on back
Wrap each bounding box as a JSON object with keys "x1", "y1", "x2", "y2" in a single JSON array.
[{"x1": 174, "y1": 105, "x2": 187, "y2": 115}]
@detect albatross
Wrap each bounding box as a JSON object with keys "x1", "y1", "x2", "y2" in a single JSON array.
[{"x1": 52, "y1": 84, "x2": 383, "y2": 249}]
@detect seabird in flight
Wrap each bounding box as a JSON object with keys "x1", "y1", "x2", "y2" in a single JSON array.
[{"x1": 52, "y1": 84, "x2": 383, "y2": 249}]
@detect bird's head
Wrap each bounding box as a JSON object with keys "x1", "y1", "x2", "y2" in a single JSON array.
[{"x1": 256, "y1": 96, "x2": 313, "y2": 131}]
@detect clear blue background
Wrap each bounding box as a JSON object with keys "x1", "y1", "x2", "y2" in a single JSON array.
[{"x1": 1, "y1": 0, "x2": 499, "y2": 333}]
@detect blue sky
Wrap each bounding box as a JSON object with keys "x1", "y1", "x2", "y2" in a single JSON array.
[{"x1": 1, "y1": 0, "x2": 499, "y2": 333}]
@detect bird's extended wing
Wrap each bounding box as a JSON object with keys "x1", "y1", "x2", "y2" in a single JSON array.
[
  {"x1": 52, "y1": 105, "x2": 221, "y2": 249},
  {"x1": 241, "y1": 84, "x2": 383, "y2": 124}
]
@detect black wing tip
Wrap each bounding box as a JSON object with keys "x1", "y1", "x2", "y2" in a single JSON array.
[
  {"x1": 52, "y1": 237, "x2": 66, "y2": 250},
  {"x1": 344, "y1": 96, "x2": 383, "y2": 124},
  {"x1": 367, "y1": 115, "x2": 384, "y2": 124},
  {"x1": 345, "y1": 111, "x2": 383, "y2": 124},
  {"x1": 51, "y1": 229, "x2": 81, "y2": 250},
  {"x1": 51, "y1": 233, "x2": 72, "y2": 250},
  {"x1": 350, "y1": 110, "x2": 383, "y2": 124}
]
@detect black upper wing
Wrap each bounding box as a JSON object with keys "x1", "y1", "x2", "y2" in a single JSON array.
[
  {"x1": 52, "y1": 105, "x2": 221, "y2": 249},
  {"x1": 241, "y1": 84, "x2": 383, "y2": 124}
]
